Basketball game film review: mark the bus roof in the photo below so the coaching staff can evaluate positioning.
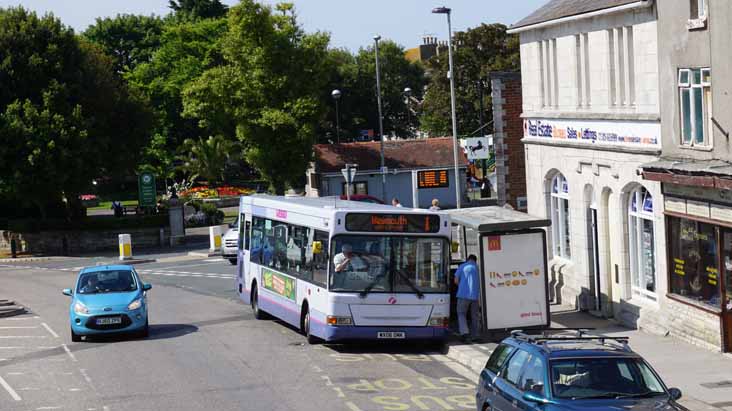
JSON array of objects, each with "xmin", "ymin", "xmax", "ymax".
[{"xmin": 241, "ymin": 195, "xmax": 425, "ymax": 214}]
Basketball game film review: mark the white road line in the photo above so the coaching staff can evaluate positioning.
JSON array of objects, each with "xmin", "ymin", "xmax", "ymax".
[
  {"xmin": 0, "ymin": 316, "xmax": 39, "ymax": 321},
  {"xmin": 0, "ymin": 326, "xmax": 38, "ymax": 330},
  {"xmin": 0, "ymin": 374, "xmax": 21, "ymax": 401},
  {"xmin": 36, "ymin": 407, "xmax": 62, "ymax": 410},
  {"xmin": 61, "ymin": 344, "xmax": 77, "ymax": 362},
  {"xmin": 6, "ymin": 372, "xmax": 24, "ymax": 375},
  {"xmin": 0, "ymin": 336, "xmax": 47, "ymax": 339},
  {"xmin": 69, "ymin": 388, "xmax": 82, "ymax": 392},
  {"xmin": 41, "ymin": 323, "xmax": 60, "ymax": 338},
  {"xmin": 79, "ymin": 369, "xmax": 93, "ymax": 385}
]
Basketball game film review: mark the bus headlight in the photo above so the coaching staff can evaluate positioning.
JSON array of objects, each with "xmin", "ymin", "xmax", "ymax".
[
  {"xmin": 326, "ymin": 316, "xmax": 353, "ymax": 326},
  {"xmin": 428, "ymin": 316, "xmax": 449, "ymax": 327}
]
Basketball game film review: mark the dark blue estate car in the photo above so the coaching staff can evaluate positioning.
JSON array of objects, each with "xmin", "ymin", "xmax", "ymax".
[{"xmin": 476, "ymin": 330, "xmax": 687, "ymax": 411}]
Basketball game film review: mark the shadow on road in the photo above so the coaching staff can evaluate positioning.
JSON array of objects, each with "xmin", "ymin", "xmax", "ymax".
[{"xmin": 84, "ymin": 323, "xmax": 198, "ymax": 343}]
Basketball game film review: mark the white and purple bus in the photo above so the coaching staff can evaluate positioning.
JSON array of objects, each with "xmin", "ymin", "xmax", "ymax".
[{"xmin": 235, "ymin": 195, "xmax": 451, "ymax": 343}]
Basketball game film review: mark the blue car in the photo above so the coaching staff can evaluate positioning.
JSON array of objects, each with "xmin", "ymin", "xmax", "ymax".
[
  {"xmin": 476, "ymin": 330, "xmax": 687, "ymax": 411},
  {"xmin": 62, "ymin": 265, "xmax": 151, "ymax": 342}
]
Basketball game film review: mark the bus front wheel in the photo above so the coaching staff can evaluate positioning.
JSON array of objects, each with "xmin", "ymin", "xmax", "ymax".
[
  {"xmin": 251, "ymin": 285, "xmax": 265, "ymax": 320},
  {"xmin": 302, "ymin": 309, "xmax": 319, "ymax": 345}
]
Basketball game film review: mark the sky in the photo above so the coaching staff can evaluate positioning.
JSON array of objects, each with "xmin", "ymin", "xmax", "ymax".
[{"xmin": 2, "ymin": 0, "xmax": 547, "ymax": 51}]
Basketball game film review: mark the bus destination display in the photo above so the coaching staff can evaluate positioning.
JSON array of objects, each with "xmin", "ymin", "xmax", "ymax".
[
  {"xmin": 417, "ymin": 170, "xmax": 449, "ymax": 189},
  {"xmin": 346, "ymin": 213, "xmax": 440, "ymax": 233}
]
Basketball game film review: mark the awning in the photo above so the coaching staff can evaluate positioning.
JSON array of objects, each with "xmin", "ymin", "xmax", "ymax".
[{"xmin": 641, "ymin": 158, "xmax": 732, "ymax": 189}]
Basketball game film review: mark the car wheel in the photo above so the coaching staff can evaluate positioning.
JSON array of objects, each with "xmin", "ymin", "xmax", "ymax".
[
  {"xmin": 303, "ymin": 310, "xmax": 319, "ymax": 345},
  {"xmin": 140, "ymin": 319, "xmax": 149, "ymax": 339},
  {"xmin": 252, "ymin": 286, "xmax": 265, "ymax": 320},
  {"xmin": 228, "ymin": 259, "xmax": 237, "ymax": 265},
  {"xmin": 71, "ymin": 327, "xmax": 81, "ymax": 343}
]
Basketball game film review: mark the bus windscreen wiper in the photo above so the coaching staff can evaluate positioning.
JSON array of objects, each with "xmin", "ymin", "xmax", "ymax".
[
  {"xmin": 394, "ymin": 268, "xmax": 425, "ymax": 299},
  {"xmin": 360, "ymin": 273, "xmax": 386, "ymax": 298}
]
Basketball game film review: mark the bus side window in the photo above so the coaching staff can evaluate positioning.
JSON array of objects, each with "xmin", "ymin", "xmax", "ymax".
[
  {"xmin": 242, "ymin": 222, "xmax": 252, "ymax": 251},
  {"xmin": 312, "ymin": 231, "xmax": 329, "ymax": 287},
  {"xmin": 289, "ymin": 226, "xmax": 312, "ymax": 281},
  {"xmin": 250, "ymin": 217, "xmax": 265, "ymax": 264}
]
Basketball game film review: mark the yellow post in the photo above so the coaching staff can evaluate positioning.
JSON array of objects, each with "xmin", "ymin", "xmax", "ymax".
[{"xmin": 118, "ymin": 234, "xmax": 132, "ymax": 261}]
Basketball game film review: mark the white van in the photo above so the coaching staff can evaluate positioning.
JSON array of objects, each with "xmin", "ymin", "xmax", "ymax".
[{"xmin": 222, "ymin": 216, "xmax": 239, "ymax": 265}]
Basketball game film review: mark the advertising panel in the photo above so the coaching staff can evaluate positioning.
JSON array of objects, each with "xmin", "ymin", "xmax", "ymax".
[
  {"xmin": 481, "ymin": 231, "xmax": 549, "ymax": 330},
  {"xmin": 262, "ymin": 269, "xmax": 296, "ymax": 301},
  {"xmin": 523, "ymin": 118, "xmax": 660, "ymax": 147}
]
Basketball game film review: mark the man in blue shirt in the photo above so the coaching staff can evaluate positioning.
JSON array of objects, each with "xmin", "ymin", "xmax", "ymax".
[{"xmin": 455, "ymin": 254, "xmax": 480, "ymax": 342}]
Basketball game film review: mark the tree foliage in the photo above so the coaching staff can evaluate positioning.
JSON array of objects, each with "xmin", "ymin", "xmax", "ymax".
[
  {"xmin": 318, "ymin": 41, "xmax": 425, "ymax": 142},
  {"xmin": 127, "ymin": 17, "xmax": 228, "ymax": 179},
  {"xmin": 169, "ymin": 0, "xmax": 228, "ymax": 21},
  {"xmin": 0, "ymin": 7, "xmax": 152, "ymax": 218},
  {"xmin": 183, "ymin": 1, "xmax": 330, "ymax": 193},
  {"xmin": 178, "ymin": 135, "xmax": 236, "ymax": 185},
  {"xmin": 83, "ymin": 14, "xmax": 165, "ymax": 74},
  {"xmin": 421, "ymin": 23, "xmax": 519, "ymax": 137}
]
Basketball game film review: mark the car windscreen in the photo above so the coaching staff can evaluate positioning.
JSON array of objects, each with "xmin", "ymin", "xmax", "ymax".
[
  {"xmin": 551, "ymin": 357, "xmax": 666, "ymax": 400},
  {"xmin": 77, "ymin": 270, "xmax": 138, "ymax": 294},
  {"xmin": 329, "ymin": 235, "xmax": 449, "ymax": 294}
]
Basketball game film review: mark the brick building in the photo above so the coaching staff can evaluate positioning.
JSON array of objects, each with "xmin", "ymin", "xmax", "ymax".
[{"xmin": 490, "ymin": 72, "xmax": 527, "ymax": 210}]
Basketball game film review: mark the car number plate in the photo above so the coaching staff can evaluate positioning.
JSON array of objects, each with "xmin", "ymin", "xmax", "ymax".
[
  {"xmin": 96, "ymin": 317, "xmax": 122, "ymax": 325},
  {"xmin": 377, "ymin": 332, "xmax": 405, "ymax": 339}
]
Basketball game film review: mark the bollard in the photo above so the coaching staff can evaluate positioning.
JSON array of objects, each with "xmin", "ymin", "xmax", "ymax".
[
  {"xmin": 209, "ymin": 226, "xmax": 222, "ymax": 254},
  {"xmin": 119, "ymin": 234, "xmax": 132, "ymax": 261}
]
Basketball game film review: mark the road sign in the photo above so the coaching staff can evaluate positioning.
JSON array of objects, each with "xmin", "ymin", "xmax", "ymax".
[
  {"xmin": 138, "ymin": 172, "xmax": 157, "ymax": 208},
  {"xmin": 341, "ymin": 166, "xmax": 357, "ymax": 184},
  {"xmin": 464, "ymin": 136, "xmax": 492, "ymax": 160}
]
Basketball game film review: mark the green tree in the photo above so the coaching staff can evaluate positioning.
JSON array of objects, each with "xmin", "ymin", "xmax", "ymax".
[
  {"xmin": 421, "ymin": 23, "xmax": 519, "ymax": 137},
  {"xmin": 127, "ymin": 17, "xmax": 228, "ymax": 179},
  {"xmin": 83, "ymin": 14, "xmax": 165, "ymax": 74},
  {"xmin": 318, "ymin": 42, "xmax": 425, "ymax": 142},
  {"xmin": 0, "ymin": 7, "xmax": 152, "ymax": 219},
  {"xmin": 178, "ymin": 135, "xmax": 236, "ymax": 185},
  {"xmin": 183, "ymin": 1, "xmax": 330, "ymax": 193},
  {"xmin": 169, "ymin": 0, "xmax": 228, "ymax": 20}
]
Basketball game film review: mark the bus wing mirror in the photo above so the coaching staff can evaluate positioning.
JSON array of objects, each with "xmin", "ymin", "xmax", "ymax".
[{"xmin": 312, "ymin": 241, "xmax": 323, "ymax": 254}]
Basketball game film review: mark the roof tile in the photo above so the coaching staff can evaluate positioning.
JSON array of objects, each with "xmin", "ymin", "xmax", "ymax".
[{"xmin": 513, "ymin": 0, "xmax": 643, "ymax": 29}]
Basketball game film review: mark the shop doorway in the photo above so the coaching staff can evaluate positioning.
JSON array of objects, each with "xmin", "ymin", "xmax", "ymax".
[{"xmin": 721, "ymin": 230, "xmax": 732, "ymax": 352}]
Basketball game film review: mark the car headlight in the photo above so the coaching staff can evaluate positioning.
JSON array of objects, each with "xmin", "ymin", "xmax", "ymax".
[
  {"xmin": 74, "ymin": 302, "xmax": 89, "ymax": 315},
  {"xmin": 127, "ymin": 299, "xmax": 142, "ymax": 311}
]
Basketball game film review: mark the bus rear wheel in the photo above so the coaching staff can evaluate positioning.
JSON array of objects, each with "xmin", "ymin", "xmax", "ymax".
[
  {"xmin": 251, "ymin": 285, "xmax": 265, "ymax": 320},
  {"xmin": 302, "ymin": 309, "xmax": 319, "ymax": 345}
]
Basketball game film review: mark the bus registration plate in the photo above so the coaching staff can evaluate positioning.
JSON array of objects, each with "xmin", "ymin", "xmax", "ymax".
[{"xmin": 377, "ymin": 332, "xmax": 405, "ymax": 339}]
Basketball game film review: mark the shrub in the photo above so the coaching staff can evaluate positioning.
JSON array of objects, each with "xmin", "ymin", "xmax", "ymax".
[{"xmin": 8, "ymin": 214, "xmax": 169, "ymax": 233}]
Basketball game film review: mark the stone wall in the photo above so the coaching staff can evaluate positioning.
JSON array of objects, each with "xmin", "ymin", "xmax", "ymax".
[{"xmin": 1, "ymin": 227, "xmax": 169, "ymax": 255}]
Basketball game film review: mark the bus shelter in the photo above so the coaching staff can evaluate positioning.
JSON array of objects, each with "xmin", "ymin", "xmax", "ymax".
[{"xmin": 446, "ymin": 206, "xmax": 551, "ymax": 337}]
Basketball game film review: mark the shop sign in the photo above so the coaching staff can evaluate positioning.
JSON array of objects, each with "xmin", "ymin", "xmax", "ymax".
[
  {"xmin": 524, "ymin": 118, "xmax": 660, "ymax": 147},
  {"xmin": 663, "ymin": 183, "xmax": 732, "ymax": 206},
  {"xmin": 686, "ymin": 200, "xmax": 710, "ymax": 218},
  {"xmin": 664, "ymin": 198, "xmax": 687, "ymax": 214}
]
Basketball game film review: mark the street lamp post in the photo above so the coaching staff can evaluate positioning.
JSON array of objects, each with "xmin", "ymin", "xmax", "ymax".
[
  {"xmin": 432, "ymin": 6, "xmax": 461, "ymax": 209},
  {"xmin": 403, "ymin": 87, "xmax": 412, "ymax": 138},
  {"xmin": 374, "ymin": 35, "xmax": 387, "ymax": 202},
  {"xmin": 331, "ymin": 89, "xmax": 342, "ymax": 143}
]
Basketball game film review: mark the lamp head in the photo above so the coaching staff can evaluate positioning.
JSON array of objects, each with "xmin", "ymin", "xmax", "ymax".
[
  {"xmin": 331, "ymin": 89, "xmax": 341, "ymax": 99},
  {"xmin": 373, "ymin": 35, "xmax": 381, "ymax": 41},
  {"xmin": 432, "ymin": 6, "xmax": 451, "ymax": 14}
]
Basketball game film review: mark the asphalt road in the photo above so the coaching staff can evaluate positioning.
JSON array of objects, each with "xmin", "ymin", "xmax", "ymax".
[{"xmin": 0, "ymin": 256, "xmax": 479, "ymax": 411}]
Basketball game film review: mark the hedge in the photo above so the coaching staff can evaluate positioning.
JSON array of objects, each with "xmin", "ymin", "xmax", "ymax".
[{"xmin": 8, "ymin": 214, "xmax": 169, "ymax": 233}]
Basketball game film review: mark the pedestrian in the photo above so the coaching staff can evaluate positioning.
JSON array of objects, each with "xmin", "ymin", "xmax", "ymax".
[
  {"xmin": 391, "ymin": 198, "xmax": 403, "ymax": 207},
  {"xmin": 480, "ymin": 176, "xmax": 493, "ymax": 198},
  {"xmin": 454, "ymin": 254, "xmax": 480, "ymax": 343},
  {"xmin": 429, "ymin": 199, "xmax": 441, "ymax": 211}
]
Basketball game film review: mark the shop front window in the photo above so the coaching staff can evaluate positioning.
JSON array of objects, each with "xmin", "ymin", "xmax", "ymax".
[
  {"xmin": 668, "ymin": 217, "xmax": 721, "ymax": 309},
  {"xmin": 628, "ymin": 187, "xmax": 656, "ymax": 301},
  {"xmin": 550, "ymin": 173, "xmax": 571, "ymax": 259},
  {"xmin": 722, "ymin": 231, "xmax": 732, "ymax": 312}
]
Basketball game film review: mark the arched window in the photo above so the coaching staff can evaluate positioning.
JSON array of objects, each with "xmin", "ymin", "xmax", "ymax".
[
  {"xmin": 550, "ymin": 173, "xmax": 571, "ymax": 259},
  {"xmin": 628, "ymin": 186, "xmax": 656, "ymax": 300}
]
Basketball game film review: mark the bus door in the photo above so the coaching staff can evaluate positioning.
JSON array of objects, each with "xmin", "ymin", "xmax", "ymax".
[{"xmin": 239, "ymin": 213, "xmax": 253, "ymax": 288}]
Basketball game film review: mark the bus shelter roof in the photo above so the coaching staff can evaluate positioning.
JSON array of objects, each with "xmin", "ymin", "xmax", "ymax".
[{"xmin": 445, "ymin": 206, "xmax": 550, "ymax": 233}]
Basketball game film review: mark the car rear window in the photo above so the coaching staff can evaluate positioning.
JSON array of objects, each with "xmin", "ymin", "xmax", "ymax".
[{"xmin": 485, "ymin": 343, "xmax": 515, "ymax": 373}]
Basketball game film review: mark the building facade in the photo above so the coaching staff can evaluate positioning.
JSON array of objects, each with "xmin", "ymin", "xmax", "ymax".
[
  {"xmin": 305, "ymin": 138, "xmax": 468, "ymax": 209},
  {"xmin": 510, "ymin": 1, "xmax": 668, "ymax": 336},
  {"xmin": 641, "ymin": 0, "xmax": 732, "ymax": 352}
]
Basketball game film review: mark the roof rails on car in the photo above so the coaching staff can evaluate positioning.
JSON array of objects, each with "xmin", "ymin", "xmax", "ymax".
[{"xmin": 510, "ymin": 328, "xmax": 631, "ymax": 352}]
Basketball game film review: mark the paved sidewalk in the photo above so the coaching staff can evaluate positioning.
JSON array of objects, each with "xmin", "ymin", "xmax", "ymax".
[{"xmin": 445, "ymin": 305, "xmax": 732, "ymax": 411}]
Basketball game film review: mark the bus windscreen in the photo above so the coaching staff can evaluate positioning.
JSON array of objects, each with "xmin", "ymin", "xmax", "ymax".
[{"xmin": 345, "ymin": 213, "xmax": 440, "ymax": 233}]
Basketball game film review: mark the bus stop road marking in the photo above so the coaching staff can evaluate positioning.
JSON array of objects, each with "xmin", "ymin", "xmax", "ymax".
[
  {"xmin": 41, "ymin": 323, "xmax": 60, "ymax": 339},
  {"xmin": 0, "ymin": 374, "xmax": 21, "ymax": 401}
]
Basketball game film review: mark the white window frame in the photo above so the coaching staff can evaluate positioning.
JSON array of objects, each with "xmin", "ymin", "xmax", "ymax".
[
  {"xmin": 694, "ymin": 0, "xmax": 706, "ymax": 19},
  {"xmin": 550, "ymin": 174, "xmax": 571, "ymax": 260},
  {"xmin": 678, "ymin": 68, "xmax": 712, "ymax": 147},
  {"xmin": 628, "ymin": 187, "xmax": 657, "ymax": 302}
]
